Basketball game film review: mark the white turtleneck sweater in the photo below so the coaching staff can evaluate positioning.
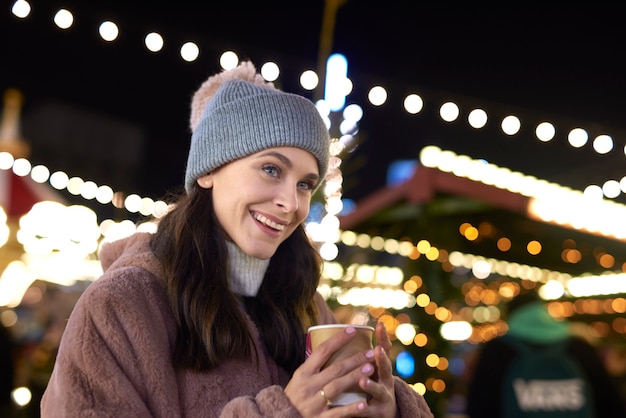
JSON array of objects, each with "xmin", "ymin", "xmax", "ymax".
[{"xmin": 225, "ymin": 241, "xmax": 270, "ymax": 297}]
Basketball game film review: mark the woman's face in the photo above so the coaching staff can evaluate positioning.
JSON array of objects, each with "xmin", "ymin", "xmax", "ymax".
[{"xmin": 197, "ymin": 146, "xmax": 320, "ymax": 260}]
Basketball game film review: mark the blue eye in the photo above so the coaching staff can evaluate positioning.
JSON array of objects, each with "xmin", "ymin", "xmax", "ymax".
[
  {"xmin": 298, "ymin": 180, "xmax": 316, "ymax": 191},
  {"xmin": 263, "ymin": 164, "xmax": 280, "ymax": 177}
]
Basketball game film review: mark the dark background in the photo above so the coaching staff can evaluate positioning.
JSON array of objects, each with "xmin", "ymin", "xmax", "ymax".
[{"xmin": 2, "ymin": 1, "xmax": 626, "ymax": 211}]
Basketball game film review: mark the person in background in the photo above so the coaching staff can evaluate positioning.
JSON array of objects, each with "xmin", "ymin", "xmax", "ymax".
[
  {"xmin": 465, "ymin": 289, "xmax": 626, "ymax": 418},
  {"xmin": 0, "ymin": 321, "xmax": 15, "ymax": 417},
  {"xmin": 40, "ymin": 61, "xmax": 433, "ymax": 417},
  {"xmin": 603, "ymin": 340, "xmax": 626, "ymax": 403}
]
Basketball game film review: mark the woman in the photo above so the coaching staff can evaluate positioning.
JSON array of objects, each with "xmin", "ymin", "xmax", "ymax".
[{"xmin": 41, "ymin": 62, "xmax": 433, "ymax": 417}]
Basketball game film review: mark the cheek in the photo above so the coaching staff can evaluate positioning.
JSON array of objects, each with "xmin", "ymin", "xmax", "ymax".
[
  {"xmin": 210, "ymin": 186, "xmax": 235, "ymax": 221},
  {"xmin": 295, "ymin": 197, "xmax": 311, "ymax": 223}
]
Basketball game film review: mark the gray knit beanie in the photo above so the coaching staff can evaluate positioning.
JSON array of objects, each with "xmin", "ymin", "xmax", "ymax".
[{"xmin": 184, "ymin": 63, "xmax": 330, "ymax": 193}]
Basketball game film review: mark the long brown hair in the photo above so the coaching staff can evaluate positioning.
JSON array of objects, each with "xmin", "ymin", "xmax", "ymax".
[{"xmin": 150, "ymin": 185, "xmax": 321, "ymax": 373}]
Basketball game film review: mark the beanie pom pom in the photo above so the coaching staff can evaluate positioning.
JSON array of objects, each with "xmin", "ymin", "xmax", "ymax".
[{"xmin": 189, "ymin": 61, "xmax": 274, "ymax": 132}]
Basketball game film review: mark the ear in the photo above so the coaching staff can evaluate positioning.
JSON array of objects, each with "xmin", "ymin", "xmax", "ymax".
[{"xmin": 196, "ymin": 174, "xmax": 214, "ymax": 189}]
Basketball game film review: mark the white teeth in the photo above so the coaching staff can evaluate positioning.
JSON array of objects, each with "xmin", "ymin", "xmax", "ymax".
[{"xmin": 253, "ymin": 213, "xmax": 285, "ymax": 231}]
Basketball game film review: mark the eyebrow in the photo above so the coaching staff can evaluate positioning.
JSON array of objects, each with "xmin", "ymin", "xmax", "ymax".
[{"xmin": 258, "ymin": 150, "xmax": 320, "ymax": 182}]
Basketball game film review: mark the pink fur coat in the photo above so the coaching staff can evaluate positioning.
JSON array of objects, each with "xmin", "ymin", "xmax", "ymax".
[{"xmin": 40, "ymin": 232, "xmax": 432, "ymax": 417}]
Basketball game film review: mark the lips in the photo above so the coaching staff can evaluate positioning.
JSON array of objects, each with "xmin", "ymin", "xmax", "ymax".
[{"xmin": 252, "ymin": 212, "xmax": 286, "ymax": 231}]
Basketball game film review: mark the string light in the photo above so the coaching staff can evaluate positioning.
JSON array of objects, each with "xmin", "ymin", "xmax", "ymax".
[
  {"xmin": 8, "ymin": 1, "xmax": 626, "ymax": 197},
  {"xmin": 420, "ymin": 145, "xmax": 626, "ymax": 240}
]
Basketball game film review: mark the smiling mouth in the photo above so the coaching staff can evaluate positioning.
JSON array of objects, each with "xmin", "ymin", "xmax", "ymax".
[{"xmin": 252, "ymin": 212, "xmax": 286, "ymax": 231}]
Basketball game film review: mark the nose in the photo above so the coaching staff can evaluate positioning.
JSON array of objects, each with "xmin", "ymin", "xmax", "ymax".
[{"xmin": 275, "ymin": 183, "xmax": 299, "ymax": 213}]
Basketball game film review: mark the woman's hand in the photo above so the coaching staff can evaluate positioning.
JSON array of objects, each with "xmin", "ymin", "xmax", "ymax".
[
  {"xmin": 356, "ymin": 322, "xmax": 397, "ymax": 417},
  {"xmin": 284, "ymin": 325, "xmax": 376, "ymax": 417}
]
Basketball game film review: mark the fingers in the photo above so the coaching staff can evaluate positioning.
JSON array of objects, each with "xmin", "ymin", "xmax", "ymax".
[
  {"xmin": 288, "ymin": 326, "xmax": 374, "ymax": 415},
  {"xmin": 356, "ymin": 345, "xmax": 397, "ymax": 417},
  {"xmin": 299, "ymin": 323, "xmax": 396, "ymax": 417},
  {"xmin": 374, "ymin": 345, "xmax": 394, "ymax": 385},
  {"xmin": 322, "ymin": 356, "xmax": 376, "ymax": 402},
  {"xmin": 375, "ymin": 321, "xmax": 392, "ymax": 354},
  {"xmin": 321, "ymin": 400, "xmax": 368, "ymax": 417},
  {"xmin": 290, "ymin": 353, "xmax": 374, "ymax": 417},
  {"xmin": 358, "ymin": 345, "xmax": 392, "ymax": 395},
  {"xmin": 321, "ymin": 348, "xmax": 375, "ymax": 379}
]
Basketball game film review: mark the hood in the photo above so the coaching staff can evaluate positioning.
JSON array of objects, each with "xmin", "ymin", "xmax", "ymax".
[
  {"xmin": 99, "ymin": 232, "xmax": 164, "ymax": 279},
  {"xmin": 506, "ymin": 301, "xmax": 571, "ymax": 344}
]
